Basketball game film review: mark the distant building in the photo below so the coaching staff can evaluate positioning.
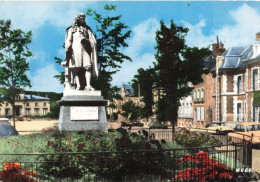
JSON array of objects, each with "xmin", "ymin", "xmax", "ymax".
[
  {"xmin": 0, "ymin": 93, "xmax": 50, "ymax": 117},
  {"xmin": 107, "ymin": 84, "xmax": 144, "ymax": 122}
]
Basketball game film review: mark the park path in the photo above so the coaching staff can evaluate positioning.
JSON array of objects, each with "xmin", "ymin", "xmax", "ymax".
[
  {"xmin": 252, "ymin": 149, "xmax": 260, "ymax": 173},
  {"xmin": 10, "ymin": 119, "xmax": 58, "ymax": 134}
]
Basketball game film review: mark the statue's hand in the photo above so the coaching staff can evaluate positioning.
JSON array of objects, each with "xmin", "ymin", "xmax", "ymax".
[{"xmin": 61, "ymin": 61, "xmax": 67, "ymax": 67}]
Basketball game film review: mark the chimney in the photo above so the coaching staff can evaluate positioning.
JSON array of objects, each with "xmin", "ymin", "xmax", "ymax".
[
  {"xmin": 256, "ymin": 32, "xmax": 260, "ymax": 42},
  {"xmin": 212, "ymin": 36, "xmax": 225, "ymax": 58}
]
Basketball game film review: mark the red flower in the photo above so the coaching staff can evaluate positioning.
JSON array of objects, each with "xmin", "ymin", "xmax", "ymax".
[
  {"xmin": 93, "ymin": 140, "xmax": 99, "ymax": 144},
  {"xmin": 98, "ymin": 133, "xmax": 104, "ymax": 137},
  {"xmin": 66, "ymin": 136, "xmax": 71, "ymax": 141},
  {"xmin": 48, "ymin": 141, "xmax": 54, "ymax": 146}
]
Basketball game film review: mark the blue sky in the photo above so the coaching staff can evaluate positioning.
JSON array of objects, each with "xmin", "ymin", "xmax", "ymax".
[{"xmin": 1, "ymin": 1, "xmax": 260, "ymax": 93}]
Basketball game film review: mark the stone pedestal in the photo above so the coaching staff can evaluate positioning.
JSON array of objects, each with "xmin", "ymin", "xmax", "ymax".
[{"xmin": 58, "ymin": 90, "xmax": 108, "ymax": 131}]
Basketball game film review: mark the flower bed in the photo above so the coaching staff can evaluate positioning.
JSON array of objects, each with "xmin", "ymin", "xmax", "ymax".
[
  {"xmin": 0, "ymin": 162, "xmax": 37, "ymax": 182},
  {"xmin": 175, "ymin": 151, "xmax": 232, "ymax": 182}
]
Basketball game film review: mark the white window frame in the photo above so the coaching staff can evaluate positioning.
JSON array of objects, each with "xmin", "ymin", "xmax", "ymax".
[
  {"xmin": 26, "ymin": 108, "xmax": 31, "ymax": 116},
  {"xmin": 197, "ymin": 90, "xmax": 200, "ymax": 101},
  {"xmin": 200, "ymin": 107, "xmax": 204, "ymax": 121},
  {"xmin": 196, "ymin": 107, "xmax": 201, "ymax": 121},
  {"xmin": 237, "ymin": 75, "xmax": 243, "ymax": 94},
  {"xmin": 43, "ymin": 108, "xmax": 48, "ymax": 115},
  {"xmin": 237, "ymin": 102, "xmax": 242, "ymax": 121},
  {"xmin": 201, "ymin": 89, "xmax": 204, "ymax": 101},
  {"xmin": 252, "ymin": 67, "xmax": 259, "ymax": 90}
]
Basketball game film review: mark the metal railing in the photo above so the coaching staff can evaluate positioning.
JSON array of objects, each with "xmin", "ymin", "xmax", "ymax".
[{"xmin": 0, "ymin": 144, "xmax": 251, "ymax": 182}]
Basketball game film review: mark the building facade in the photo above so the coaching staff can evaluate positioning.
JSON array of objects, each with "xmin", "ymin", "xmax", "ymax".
[
  {"xmin": 0, "ymin": 93, "xmax": 50, "ymax": 117},
  {"xmin": 216, "ymin": 33, "xmax": 260, "ymax": 123},
  {"xmin": 177, "ymin": 40, "xmax": 225, "ymax": 127}
]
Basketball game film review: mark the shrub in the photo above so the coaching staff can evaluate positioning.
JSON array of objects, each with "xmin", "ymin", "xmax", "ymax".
[
  {"xmin": 37, "ymin": 129, "xmax": 168, "ymax": 181},
  {"xmin": 175, "ymin": 129, "xmax": 222, "ymax": 147}
]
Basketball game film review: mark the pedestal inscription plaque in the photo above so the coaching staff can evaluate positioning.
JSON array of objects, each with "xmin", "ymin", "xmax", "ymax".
[{"xmin": 71, "ymin": 107, "xmax": 98, "ymax": 120}]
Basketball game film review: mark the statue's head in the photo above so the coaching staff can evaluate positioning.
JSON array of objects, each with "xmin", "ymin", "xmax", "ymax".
[{"xmin": 73, "ymin": 13, "xmax": 86, "ymax": 26}]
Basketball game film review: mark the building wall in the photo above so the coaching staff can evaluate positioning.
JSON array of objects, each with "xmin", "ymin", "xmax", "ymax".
[
  {"xmin": 177, "ymin": 95, "xmax": 193, "ymax": 127},
  {"xmin": 0, "ymin": 94, "xmax": 50, "ymax": 117},
  {"xmin": 192, "ymin": 73, "xmax": 215, "ymax": 127}
]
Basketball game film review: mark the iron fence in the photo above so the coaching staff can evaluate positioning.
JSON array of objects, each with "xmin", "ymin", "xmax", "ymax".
[{"xmin": 0, "ymin": 144, "xmax": 252, "ymax": 182}]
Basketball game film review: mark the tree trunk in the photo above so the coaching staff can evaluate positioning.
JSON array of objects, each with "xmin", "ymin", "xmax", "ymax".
[{"xmin": 12, "ymin": 104, "xmax": 16, "ymax": 129}]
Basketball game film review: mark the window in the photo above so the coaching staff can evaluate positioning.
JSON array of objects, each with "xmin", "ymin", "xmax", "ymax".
[
  {"xmin": 5, "ymin": 109, "xmax": 9, "ymax": 115},
  {"xmin": 196, "ymin": 107, "xmax": 200, "ymax": 121},
  {"xmin": 26, "ymin": 108, "xmax": 31, "ymax": 116},
  {"xmin": 43, "ymin": 108, "xmax": 48, "ymax": 115},
  {"xmin": 201, "ymin": 107, "xmax": 204, "ymax": 121},
  {"xmin": 253, "ymin": 69, "xmax": 258, "ymax": 90},
  {"xmin": 26, "ymin": 103, "xmax": 29, "ymax": 107},
  {"xmin": 201, "ymin": 89, "xmax": 204, "ymax": 101},
  {"xmin": 35, "ymin": 103, "xmax": 38, "ymax": 107},
  {"xmin": 193, "ymin": 91, "xmax": 196, "ymax": 101},
  {"xmin": 5, "ymin": 102, "xmax": 8, "ymax": 107},
  {"xmin": 44, "ymin": 103, "xmax": 46, "ymax": 107},
  {"xmin": 237, "ymin": 103, "xmax": 242, "ymax": 121},
  {"xmin": 237, "ymin": 75, "xmax": 242, "ymax": 94},
  {"xmin": 34, "ymin": 108, "xmax": 39, "ymax": 116},
  {"xmin": 253, "ymin": 106, "xmax": 258, "ymax": 122},
  {"xmin": 197, "ymin": 90, "xmax": 200, "ymax": 101}
]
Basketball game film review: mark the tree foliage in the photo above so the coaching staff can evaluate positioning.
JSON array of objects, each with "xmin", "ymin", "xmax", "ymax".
[
  {"xmin": 0, "ymin": 19, "xmax": 32, "ymax": 128},
  {"xmin": 120, "ymin": 100, "xmax": 140, "ymax": 122},
  {"xmin": 154, "ymin": 20, "xmax": 211, "ymax": 124},
  {"xmin": 86, "ymin": 4, "xmax": 132, "ymax": 100},
  {"xmin": 131, "ymin": 67, "xmax": 157, "ymax": 119}
]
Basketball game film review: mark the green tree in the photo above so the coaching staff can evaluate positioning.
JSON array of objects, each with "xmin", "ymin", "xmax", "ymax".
[
  {"xmin": 86, "ymin": 4, "xmax": 132, "ymax": 100},
  {"xmin": 0, "ymin": 19, "xmax": 32, "ymax": 129},
  {"xmin": 131, "ymin": 67, "xmax": 157, "ymax": 119},
  {"xmin": 120, "ymin": 100, "xmax": 140, "ymax": 122},
  {"xmin": 155, "ymin": 20, "xmax": 211, "ymax": 136}
]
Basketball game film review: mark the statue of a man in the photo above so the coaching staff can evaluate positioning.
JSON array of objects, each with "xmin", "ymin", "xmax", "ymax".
[{"xmin": 62, "ymin": 13, "xmax": 98, "ymax": 91}]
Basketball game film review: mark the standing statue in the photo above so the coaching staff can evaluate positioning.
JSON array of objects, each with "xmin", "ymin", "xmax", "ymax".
[{"xmin": 61, "ymin": 13, "xmax": 98, "ymax": 91}]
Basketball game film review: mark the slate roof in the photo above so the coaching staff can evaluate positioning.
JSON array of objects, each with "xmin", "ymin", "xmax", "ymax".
[
  {"xmin": 219, "ymin": 45, "xmax": 257, "ymax": 69},
  {"xmin": 24, "ymin": 95, "xmax": 49, "ymax": 100},
  {"xmin": 203, "ymin": 55, "xmax": 216, "ymax": 70},
  {"xmin": 122, "ymin": 85, "xmax": 135, "ymax": 97}
]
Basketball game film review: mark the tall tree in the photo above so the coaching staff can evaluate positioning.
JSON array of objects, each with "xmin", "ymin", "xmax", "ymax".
[
  {"xmin": 155, "ymin": 20, "xmax": 210, "ymax": 136},
  {"xmin": 0, "ymin": 19, "xmax": 32, "ymax": 129},
  {"xmin": 131, "ymin": 67, "xmax": 157, "ymax": 119},
  {"xmin": 120, "ymin": 100, "xmax": 140, "ymax": 122},
  {"xmin": 86, "ymin": 4, "xmax": 132, "ymax": 101}
]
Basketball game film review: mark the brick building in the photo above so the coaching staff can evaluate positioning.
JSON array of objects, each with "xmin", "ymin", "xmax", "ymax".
[
  {"xmin": 177, "ymin": 39, "xmax": 225, "ymax": 127},
  {"xmin": 216, "ymin": 33, "xmax": 260, "ymax": 123}
]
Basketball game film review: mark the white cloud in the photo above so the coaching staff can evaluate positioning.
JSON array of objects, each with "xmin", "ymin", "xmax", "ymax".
[
  {"xmin": 0, "ymin": 1, "xmax": 92, "ymax": 32},
  {"xmin": 112, "ymin": 18, "xmax": 159, "ymax": 86},
  {"xmin": 27, "ymin": 64, "xmax": 64, "ymax": 92},
  {"xmin": 184, "ymin": 4, "xmax": 260, "ymax": 49},
  {"xmin": 112, "ymin": 53, "xmax": 155, "ymax": 85}
]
